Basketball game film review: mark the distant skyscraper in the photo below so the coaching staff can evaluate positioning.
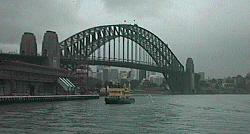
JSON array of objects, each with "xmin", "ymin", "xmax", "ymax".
[
  {"xmin": 20, "ymin": 32, "xmax": 37, "ymax": 56},
  {"xmin": 149, "ymin": 75, "xmax": 164, "ymax": 86},
  {"xmin": 96, "ymin": 65, "xmax": 104, "ymax": 72},
  {"xmin": 130, "ymin": 69, "xmax": 136, "ymax": 80},
  {"xmin": 146, "ymin": 71, "xmax": 156, "ymax": 78},
  {"xmin": 110, "ymin": 69, "xmax": 119, "ymax": 82},
  {"xmin": 139, "ymin": 70, "xmax": 146, "ymax": 81},
  {"xmin": 135, "ymin": 69, "xmax": 140, "ymax": 80},
  {"xmin": 245, "ymin": 73, "xmax": 250, "ymax": 90},
  {"xmin": 198, "ymin": 72, "xmax": 205, "ymax": 81},
  {"xmin": 96, "ymin": 65, "xmax": 104, "ymax": 81},
  {"xmin": 103, "ymin": 68, "xmax": 109, "ymax": 82},
  {"xmin": 186, "ymin": 58, "xmax": 194, "ymax": 73},
  {"xmin": 151, "ymin": 71, "xmax": 156, "ymax": 75},
  {"xmin": 120, "ymin": 71, "xmax": 128, "ymax": 80},
  {"xmin": 96, "ymin": 71, "xmax": 103, "ymax": 81}
]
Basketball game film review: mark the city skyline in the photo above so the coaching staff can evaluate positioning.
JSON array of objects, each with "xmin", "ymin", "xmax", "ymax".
[{"xmin": 0, "ymin": 0, "xmax": 249, "ymax": 78}]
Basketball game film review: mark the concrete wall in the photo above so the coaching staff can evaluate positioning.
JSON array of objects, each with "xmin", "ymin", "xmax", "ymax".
[{"xmin": 0, "ymin": 79, "xmax": 65, "ymax": 96}]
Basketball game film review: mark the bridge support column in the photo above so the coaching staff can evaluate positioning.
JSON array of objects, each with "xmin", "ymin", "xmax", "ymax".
[
  {"xmin": 164, "ymin": 72, "xmax": 185, "ymax": 93},
  {"xmin": 185, "ymin": 58, "xmax": 195, "ymax": 93}
]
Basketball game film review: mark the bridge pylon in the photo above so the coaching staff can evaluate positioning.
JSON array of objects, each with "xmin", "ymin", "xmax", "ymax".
[{"xmin": 42, "ymin": 31, "xmax": 60, "ymax": 68}]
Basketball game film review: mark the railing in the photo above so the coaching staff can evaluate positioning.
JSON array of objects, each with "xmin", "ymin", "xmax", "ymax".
[{"xmin": 57, "ymin": 77, "xmax": 78, "ymax": 93}]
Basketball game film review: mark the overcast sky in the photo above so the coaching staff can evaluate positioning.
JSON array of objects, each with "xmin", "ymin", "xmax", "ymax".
[{"xmin": 0, "ymin": 0, "xmax": 249, "ymax": 78}]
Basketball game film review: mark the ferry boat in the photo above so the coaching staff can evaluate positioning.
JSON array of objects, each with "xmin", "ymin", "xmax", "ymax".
[{"xmin": 105, "ymin": 84, "xmax": 135, "ymax": 104}]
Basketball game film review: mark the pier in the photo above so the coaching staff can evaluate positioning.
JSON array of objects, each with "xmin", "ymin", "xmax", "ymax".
[{"xmin": 0, "ymin": 95, "xmax": 99, "ymax": 105}]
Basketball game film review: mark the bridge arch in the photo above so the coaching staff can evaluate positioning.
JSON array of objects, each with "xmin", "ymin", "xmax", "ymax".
[
  {"xmin": 59, "ymin": 24, "xmax": 185, "ymax": 90},
  {"xmin": 60, "ymin": 24, "xmax": 183, "ymax": 72}
]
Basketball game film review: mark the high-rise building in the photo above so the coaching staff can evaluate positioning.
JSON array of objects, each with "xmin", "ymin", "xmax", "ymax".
[
  {"xmin": 149, "ymin": 75, "xmax": 164, "ymax": 86},
  {"xmin": 186, "ymin": 58, "xmax": 194, "ymax": 73},
  {"xmin": 151, "ymin": 71, "xmax": 156, "ymax": 75},
  {"xmin": 96, "ymin": 65, "xmax": 103, "ymax": 81},
  {"xmin": 198, "ymin": 72, "xmax": 205, "ymax": 81},
  {"xmin": 20, "ymin": 32, "xmax": 37, "ymax": 56},
  {"xmin": 139, "ymin": 70, "xmax": 146, "ymax": 82},
  {"xmin": 245, "ymin": 73, "xmax": 250, "ymax": 90},
  {"xmin": 110, "ymin": 69, "xmax": 119, "ymax": 82},
  {"xmin": 96, "ymin": 65, "xmax": 104, "ymax": 72},
  {"xmin": 103, "ymin": 68, "xmax": 109, "ymax": 82},
  {"xmin": 42, "ymin": 31, "xmax": 60, "ymax": 68},
  {"xmin": 96, "ymin": 71, "xmax": 103, "ymax": 81},
  {"xmin": 130, "ymin": 69, "xmax": 136, "ymax": 80},
  {"xmin": 120, "ymin": 71, "xmax": 128, "ymax": 80}
]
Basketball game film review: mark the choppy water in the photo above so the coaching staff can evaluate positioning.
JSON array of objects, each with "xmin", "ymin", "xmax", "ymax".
[{"xmin": 0, "ymin": 95, "xmax": 250, "ymax": 134}]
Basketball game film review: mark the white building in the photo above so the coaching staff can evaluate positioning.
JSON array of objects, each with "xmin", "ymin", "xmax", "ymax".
[
  {"xmin": 198, "ymin": 72, "xmax": 205, "ymax": 81},
  {"xmin": 149, "ymin": 75, "xmax": 164, "ymax": 86}
]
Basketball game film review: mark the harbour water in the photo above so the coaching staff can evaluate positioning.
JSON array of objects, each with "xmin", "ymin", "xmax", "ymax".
[{"xmin": 0, "ymin": 95, "xmax": 250, "ymax": 133}]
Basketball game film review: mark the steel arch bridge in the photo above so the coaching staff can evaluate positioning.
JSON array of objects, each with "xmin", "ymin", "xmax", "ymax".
[{"xmin": 59, "ymin": 24, "xmax": 185, "ymax": 90}]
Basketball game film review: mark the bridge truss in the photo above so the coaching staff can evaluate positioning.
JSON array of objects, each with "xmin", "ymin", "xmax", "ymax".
[{"xmin": 60, "ymin": 24, "xmax": 185, "ymax": 90}]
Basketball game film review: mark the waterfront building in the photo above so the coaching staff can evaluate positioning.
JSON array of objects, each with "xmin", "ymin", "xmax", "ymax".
[
  {"xmin": 92, "ymin": 72, "xmax": 97, "ymax": 79},
  {"xmin": 103, "ymin": 68, "xmax": 110, "ymax": 82},
  {"xmin": 130, "ymin": 69, "xmax": 137, "ymax": 80},
  {"xmin": 198, "ymin": 72, "xmax": 205, "ymax": 81},
  {"xmin": 149, "ymin": 75, "xmax": 164, "ymax": 86},
  {"xmin": 110, "ymin": 69, "xmax": 119, "ymax": 82},
  {"xmin": 222, "ymin": 83, "xmax": 235, "ymax": 89},
  {"xmin": 96, "ymin": 65, "xmax": 104, "ymax": 72},
  {"xmin": 0, "ymin": 60, "xmax": 69, "ymax": 96},
  {"xmin": 120, "ymin": 71, "xmax": 128, "ymax": 80},
  {"xmin": 139, "ymin": 70, "xmax": 146, "ymax": 82},
  {"xmin": 233, "ymin": 75, "xmax": 245, "ymax": 88},
  {"xmin": 135, "ymin": 69, "xmax": 140, "ymax": 80},
  {"xmin": 96, "ymin": 71, "xmax": 103, "ymax": 81},
  {"xmin": 151, "ymin": 72, "xmax": 156, "ymax": 75},
  {"xmin": 88, "ymin": 69, "xmax": 94, "ymax": 78},
  {"xmin": 96, "ymin": 65, "xmax": 104, "ymax": 81},
  {"xmin": 245, "ymin": 73, "xmax": 250, "ymax": 90},
  {"xmin": 222, "ymin": 77, "xmax": 235, "ymax": 89}
]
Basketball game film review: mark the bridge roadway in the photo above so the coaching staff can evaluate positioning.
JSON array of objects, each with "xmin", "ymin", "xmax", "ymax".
[
  {"xmin": 61, "ymin": 58, "xmax": 176, "ymax": 74},
  {"xmin": 0, "ymin": 54, "xmax": 172, "ymax": 74}
]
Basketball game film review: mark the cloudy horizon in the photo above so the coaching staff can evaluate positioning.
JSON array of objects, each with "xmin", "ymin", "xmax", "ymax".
[{"xmin": 0, "ymin": 0, "xmax": 249, "ymax": 78}]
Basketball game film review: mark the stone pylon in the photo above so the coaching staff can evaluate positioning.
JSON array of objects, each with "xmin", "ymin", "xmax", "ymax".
[
  {"xmin": 42, "ymin": 31, "xmax": 60, "ymax": 68},
  {"xmin": 20, "ymin": 32, "xmax": 37, "ymax": 56},
  {"xmin": 186, "ymin": 58, "xmax": 195, "ymax": 93}
]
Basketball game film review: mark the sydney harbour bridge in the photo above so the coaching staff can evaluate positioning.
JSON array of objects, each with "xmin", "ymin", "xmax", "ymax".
[
  {"xmin": 59, "ymin": 24, "xmax": 193, "ymax": 91},
  {"xmin": 0, "ymin": 24, "xmax": 195, "ymax": 94}
]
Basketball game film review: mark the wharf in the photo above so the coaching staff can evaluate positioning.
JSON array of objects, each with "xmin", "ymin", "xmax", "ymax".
[{"xmin": 0, "ymin": 95, "xmax": 99, "ymax": 105}]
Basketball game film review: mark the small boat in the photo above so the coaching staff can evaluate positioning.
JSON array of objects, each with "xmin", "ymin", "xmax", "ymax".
[{"xmin": 105, "ymin": 84, "xmax": 135, "ymax": 104}]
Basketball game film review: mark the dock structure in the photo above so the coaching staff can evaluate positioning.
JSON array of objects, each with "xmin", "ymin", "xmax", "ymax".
[{"xmin": 0, "ymin": 95, "xmax": 99, "ymax": 105}]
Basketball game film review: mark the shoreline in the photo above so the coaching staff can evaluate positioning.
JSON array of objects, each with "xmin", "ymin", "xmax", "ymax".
[{"xmin": 0, "ymin": 95, "xmax": 99, "ymax": 105}]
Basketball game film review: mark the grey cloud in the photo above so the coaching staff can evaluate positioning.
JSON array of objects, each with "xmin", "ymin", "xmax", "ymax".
[
  {"xmin": 0, "ymin": 0, "xmax": 82, "ymax": 48},
  {"xmin": 0, "ymin": 0, "xmax": 249, "ymax": 78},
  {"xmin": 103, "ymin": 0, "xmax": 173, "ymax": 19}
]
